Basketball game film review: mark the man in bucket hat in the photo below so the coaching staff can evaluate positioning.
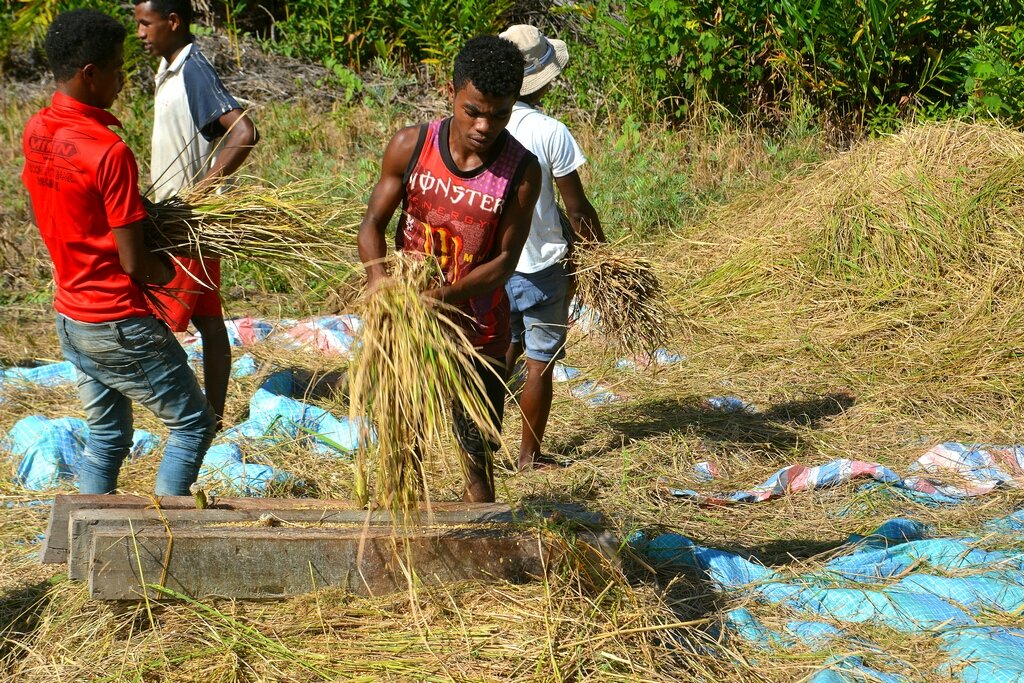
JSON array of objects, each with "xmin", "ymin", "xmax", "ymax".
[{"xmin": 499, "ymin": 24, "xmax": 605, "ymax": 471}]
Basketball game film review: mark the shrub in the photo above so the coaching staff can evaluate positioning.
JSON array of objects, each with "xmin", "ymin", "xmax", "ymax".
[
  {"xmin": 568, "ymin": 0, "xmax": 1024, "ymax": 125},
  {"xmin": 265, "ymin": 0, "xmax": 512, "ymax": 72}
]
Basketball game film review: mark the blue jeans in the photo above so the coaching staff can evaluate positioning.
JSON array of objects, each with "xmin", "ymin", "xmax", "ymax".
[{"xmin": 55, "ymin": 314, "xmax": 216, "ymax": 495}]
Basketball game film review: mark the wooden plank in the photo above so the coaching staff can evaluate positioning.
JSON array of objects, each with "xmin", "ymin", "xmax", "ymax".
[
  {"xmin": 66, "ymin": 506, "xmax": 561, "ymax": 580},
  {"xmin": 68, "ymin": 509, "xmax": 258, "ymax": 581},
  {"xmin": 43, "ymin": 494, "xmax": 545, "ymax": 564},
  {"xmin": 87, "ymin": 525, "xmax": 616, "ymax": 600},
  {"xmin": 43, "ymin": 494, "xmax": 153, "ymax": 563}
]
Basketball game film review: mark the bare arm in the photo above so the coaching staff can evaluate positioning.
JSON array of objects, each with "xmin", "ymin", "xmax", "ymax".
[
  {"xmin": 428, "ymin": 158, "xmax": 542, "ymax": 305},
  {"xmin": 555, "ymin": 170, "xmax": 604, "ymax": 243},
  {"xmin": 112, "ymin": 221, "xmax": 175, "ymax": 286},
  {"xmin": 357, "ymin": 126, "xmax": 420, "ymax": 286},
  {"xmin": 196, "ymin": 109, "xmax": 257, "ymax": 188}
]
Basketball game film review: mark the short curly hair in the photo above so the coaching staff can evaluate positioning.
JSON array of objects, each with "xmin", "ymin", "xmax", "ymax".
[
  {"xmin": 134, "ymin": 0, "xmax": 193, "ymax": 26},
  {"xmin": 45, "ymin": 9, "xmax": 127, "ymax": 83},
  {"xmin": 453, "ymin": 35, "xmax": 524, "ymax": 99}
]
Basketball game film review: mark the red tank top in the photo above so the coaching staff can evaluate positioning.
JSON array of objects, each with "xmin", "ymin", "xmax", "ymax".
[{"xmin": 398, "ymin": 118, "xmax": 533, "ymax": 357}]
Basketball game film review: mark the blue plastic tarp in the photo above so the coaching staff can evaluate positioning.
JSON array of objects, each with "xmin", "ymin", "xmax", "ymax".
[
  {"xmin": 3, "ymin": 415, "xmax": 159, "ymax": 490},
  {"xmin": 634, "ymin": 515, "xmax": 1024, "ymax": 682}
]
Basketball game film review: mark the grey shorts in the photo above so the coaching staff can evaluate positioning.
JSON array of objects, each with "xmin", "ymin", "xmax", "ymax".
[{"xmin": 506, "ymin": 261, "xmax": 570, "ymax": 363}]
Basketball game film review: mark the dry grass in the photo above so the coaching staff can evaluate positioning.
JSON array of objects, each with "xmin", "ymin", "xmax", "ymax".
[
  {"xmin": 4, "ymin": 117, "xmax": 1024, "ymax": 681},
  {"xmin": 0, "ymin": 554, "xmax": 751, "ymax": 682},
  {"xmin": 572, "ymin": 240, "xmax": 673, "ymax": 356},
  {"xmin": 2, "ymin": 313, "xmax": 1024, "ymax": 681},
  {"xmin": 145, "ymin": 178, "xmax": 363, "ymax": 285},
  {"xmin": 666, "ymin": 120, "xmax": 1024, "ymax": 421}
]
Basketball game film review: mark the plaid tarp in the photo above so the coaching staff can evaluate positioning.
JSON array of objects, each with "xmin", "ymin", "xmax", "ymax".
[
  {"xmin": 659, "ymin": 459, "xmax": 905, "ymax": 505},
  {"xmin": 725, "ymin": 609, "xmax": 910, "ymax": 682},
  {"xmin": 0, "ymin": 361, "xmax": 76, "ymax": 391},
  {"xmin": 3, "ymin": 416, "xmax": 159, "ymax": 490},
  {"xmin": 199, "ymin": 442, "xmax": 295, "ymax": 495},
  {"xmin": 660, "ymin": 442, "xmax": 1024, "ymax": 506},
  {"xmin": 634, "ymin": 511, "xmax": 1024, "ymax": 683},
  {"xmin": 180, "ymin": 316, "xmax": 275, "ymax": 350},
  {"xmin": 282, "ymin": 314, "xmax": 361, "ymax": 356},
  {"xmin": 198, "ymin": 370, "xmax": 364, "ymax": 495},
  {"xmin": 939, "ymin": 627, "xmax": 1024, "ymax": 683}
]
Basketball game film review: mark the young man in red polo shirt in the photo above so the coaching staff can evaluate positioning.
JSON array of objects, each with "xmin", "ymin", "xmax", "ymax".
[
  {"xmin": 358, "ymin": 35, "xmax": 541, "ymax": 502},
  {"xmin": 21, "ymin": 9, "xmax": 216, "ymax": 495}
]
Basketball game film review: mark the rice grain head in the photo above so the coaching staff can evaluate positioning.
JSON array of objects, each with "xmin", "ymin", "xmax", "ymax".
[
  {"xmin": 347, "ymin": 254, "xmax": 503, "ymax": 520},
  {"xmin": 144, "ymin": 178, "xmax": 362, "ymax": 285},
  {"xmin": 572, "ymin": 239, "xmax": 673, "ymax": 357}
]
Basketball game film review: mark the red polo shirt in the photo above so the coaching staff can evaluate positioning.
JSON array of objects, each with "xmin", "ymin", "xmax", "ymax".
[{"xmin": 21, "ymin": 92, "xmax": 151, "ymax": 322}]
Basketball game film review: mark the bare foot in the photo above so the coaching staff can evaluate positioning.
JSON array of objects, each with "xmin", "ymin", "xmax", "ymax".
[{"xmin": 518, "ymin": 454, "xmax": 565, "ymax": 472}]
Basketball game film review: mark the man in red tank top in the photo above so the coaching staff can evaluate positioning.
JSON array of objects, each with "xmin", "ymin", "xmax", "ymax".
[{"xmin": 358, "ymin": 35, "xmax": 541, "ymax": 502}]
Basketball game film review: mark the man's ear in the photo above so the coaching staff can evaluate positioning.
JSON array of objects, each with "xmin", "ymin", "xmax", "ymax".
[
  {"xmin": 167, "ymin": 11, "xmax": 182, "ymax": 32},
  {"xmin": 448, "ymin": 81, "xmax": 455, "ymax": 102},
  {"xmin": 80, "ymin": 63, "xmax": 97, "ymax": 86}
]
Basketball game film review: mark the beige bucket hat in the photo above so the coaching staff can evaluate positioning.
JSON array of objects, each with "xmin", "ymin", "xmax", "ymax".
[{"xmin": 499, "ymin": 24, "xmax": 569, "ymax": 97}]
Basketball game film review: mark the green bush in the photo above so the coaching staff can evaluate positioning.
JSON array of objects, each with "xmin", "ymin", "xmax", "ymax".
[
  {"xmin": 6, "ymin": 0, "xmax": 1023, "ymax": 127},
  {"xmin": 266, "ymin": 0, "xmax": 512, "ymax": 72},
  {"xmin": 965, "ymin": 24, "xmax": 1024, "ymax": 119},
  {"xmin": 1, "ymin": 0, "xmax": 151, "ymax": 78},
  {"xmin": 569, "ymin": 0, "xmax": 1024, "ymax": 125}
]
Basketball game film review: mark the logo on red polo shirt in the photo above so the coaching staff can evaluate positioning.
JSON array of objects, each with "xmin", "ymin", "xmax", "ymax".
[{"xmin": 28, "ymin": 135, "xmax": 78, "ymax": 159}]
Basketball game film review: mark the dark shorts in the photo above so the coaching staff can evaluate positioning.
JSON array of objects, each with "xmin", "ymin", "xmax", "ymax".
[{"xmin": 452, "ymin": 356, "xmax": 506, "ymax": 459}]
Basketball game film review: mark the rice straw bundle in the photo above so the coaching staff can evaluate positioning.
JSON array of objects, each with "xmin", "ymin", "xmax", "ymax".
[
  {"xmin": 144, "ymin": 179, "xmax": 361, "ymax": 280},
  {"xmin": 572, "ymin": 240, "xmax": 671, "ymax": 355},
  {"xmin": 347, "ymin": 254, "xmax": 502, "ymax": 518}
]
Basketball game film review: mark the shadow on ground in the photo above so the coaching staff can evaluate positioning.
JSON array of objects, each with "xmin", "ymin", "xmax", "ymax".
[
  {"xmin": 611, "ymin": 392, "xmax": 855, "ymax": 450},
  {"xmin": 0, "ymin": 575, "xmax": 59, "ymax": 672},
  {"xmin": 544, "ymin": 391, "xmax": 855, "ymax": 466}
]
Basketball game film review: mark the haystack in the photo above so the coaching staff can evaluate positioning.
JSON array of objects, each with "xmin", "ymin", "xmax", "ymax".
[{"xmin": 669, "ymin": 121, "xmax": 1024, "ymax": 418}]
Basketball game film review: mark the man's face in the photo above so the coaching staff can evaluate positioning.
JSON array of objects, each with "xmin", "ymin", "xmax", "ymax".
[
  {"xmin": 89, "ymin": 43, "xmax": 126, "ymax": 109},
  {"xmin": 134, "ymin": 2, "xmax": 179, "ymax": 59},
  {"xmin": 449, "ymin": 80, "xmax": 516, "ymax": 157}
]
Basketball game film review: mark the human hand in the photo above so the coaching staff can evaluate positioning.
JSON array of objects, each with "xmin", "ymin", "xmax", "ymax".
[
  {"xmin": 152, "ymin": 253, "xmax": 176, "ymax": 286},
  {"xmin": 365, "ymin": 272, "xmax": 393, "ymax": 297}
]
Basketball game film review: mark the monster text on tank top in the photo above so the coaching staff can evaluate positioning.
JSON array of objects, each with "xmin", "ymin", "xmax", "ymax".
[{"xmin": 398, "ymin": 117, "xmax": 533, "ymax": 357}]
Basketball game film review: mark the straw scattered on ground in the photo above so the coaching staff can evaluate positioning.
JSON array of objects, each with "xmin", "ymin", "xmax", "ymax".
[
  {"xmin": 0, "ymin": 552, "xmax": 749, "ymax": 683},
  {"xmin": 4, "ymin": 120, "xmax": 1024, "ymax": 681}
]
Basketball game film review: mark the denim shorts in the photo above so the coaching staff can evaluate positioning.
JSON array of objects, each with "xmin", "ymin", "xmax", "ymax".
[{"xmin": 506, "ymin": 261, "xmax": 570, "ymax": 363}]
